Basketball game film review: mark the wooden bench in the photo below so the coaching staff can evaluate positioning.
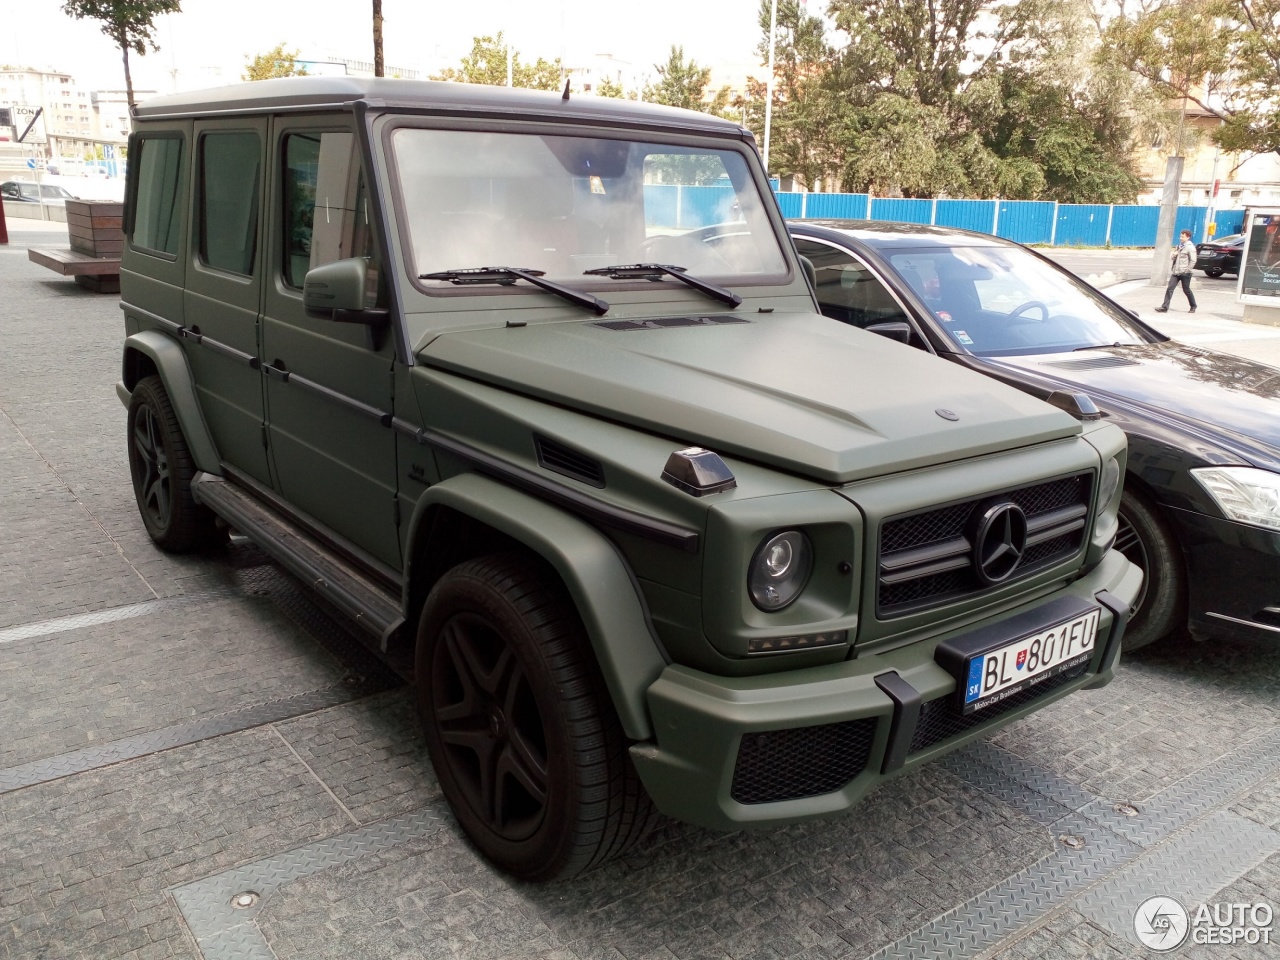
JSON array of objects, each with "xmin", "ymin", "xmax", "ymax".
[{"xmin": 27, "ymin": 199, "xmax": 123, "ymax": 293}]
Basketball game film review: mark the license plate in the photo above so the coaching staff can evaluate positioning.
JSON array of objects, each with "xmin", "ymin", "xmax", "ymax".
[{"xmin": 961, "ymin": 608, "xmax": 1100, "ymax": 714}]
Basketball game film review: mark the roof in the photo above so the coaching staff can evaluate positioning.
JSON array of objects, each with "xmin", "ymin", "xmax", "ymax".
[
  {"xmin": 132, "ymin": 76, "xmax": 747, "ymax": 137},
  {"xmin": 788, "ymin": 218, "xmax": 1013, "ymax": 250}
]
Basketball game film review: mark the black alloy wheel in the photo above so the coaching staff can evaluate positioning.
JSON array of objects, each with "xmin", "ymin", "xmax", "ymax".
[
  {"xmin": 415, "ymin": 553, "xmax": 655, "ymax": 881},
  {"xmin": 1113, "ymin": 488, "xmax": 1186, "ymax": 651},
  {"xmin": 126, "ymin": 376, "xmax": 219, "ymax": 552}
]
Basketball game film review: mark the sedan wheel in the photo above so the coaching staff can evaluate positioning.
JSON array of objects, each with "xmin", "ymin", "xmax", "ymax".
[
  {"xmin": 1113, "ymin": 488, "xmax": 1186, "ymax": 651},
  {"xmin": 1204, "ymin": 267, "xmax": 1225, "ymax": 278}
]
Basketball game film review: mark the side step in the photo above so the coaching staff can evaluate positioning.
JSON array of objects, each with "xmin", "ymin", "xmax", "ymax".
[{"xmin": 192, "ymin": 473, "xmax": 405, "ymax": 650}]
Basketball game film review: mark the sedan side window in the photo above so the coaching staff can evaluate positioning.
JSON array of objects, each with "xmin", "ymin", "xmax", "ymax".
[{"xmin": 794, "ymin": 238, "xmax": 915, "ymax": 332}]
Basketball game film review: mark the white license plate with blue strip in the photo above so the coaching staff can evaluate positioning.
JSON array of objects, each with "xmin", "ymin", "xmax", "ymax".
[{"xmin": 962, "ymin": 608, "xmax": 1100, "ymax": 714}]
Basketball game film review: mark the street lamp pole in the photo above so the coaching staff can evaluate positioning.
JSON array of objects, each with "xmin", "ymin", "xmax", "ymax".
[{"xmin": 763, "ymin": 0, "xmax": 777, "ymax": 175}]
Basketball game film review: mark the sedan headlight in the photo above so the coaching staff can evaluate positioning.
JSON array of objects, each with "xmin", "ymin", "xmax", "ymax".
[
  {"xmin": 1191, "ymin": 467, "xmax": 1280, "ymax": 530},
  {"xmin": 748, "ymin": 530, "xmax": 813, "ymax": 611}
]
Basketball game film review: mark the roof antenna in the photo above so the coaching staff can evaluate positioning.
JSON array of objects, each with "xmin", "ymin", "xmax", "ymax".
[{"xmin": 562, "ymin": 79, "xmax": 571, "ymax": 100}]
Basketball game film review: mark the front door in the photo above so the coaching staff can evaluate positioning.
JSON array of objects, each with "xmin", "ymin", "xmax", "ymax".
[{"xmin": 260, "ymin": 118, "xmax": 401, "ymax": 569}]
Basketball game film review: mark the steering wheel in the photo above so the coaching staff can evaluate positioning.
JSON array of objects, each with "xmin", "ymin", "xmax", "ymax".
[{"xmin": 1009, "ymin": 300, "xmax": 1050, "ymax": 322}]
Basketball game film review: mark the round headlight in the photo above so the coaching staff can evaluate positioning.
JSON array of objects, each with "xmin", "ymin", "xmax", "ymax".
[
  {"xmin": 749, "ymin": 530, "xmax": 813, "ymax": 611},
  {"xmin": 1099, "ymin": 457, "xmax": 1122, "ymax": 508}
]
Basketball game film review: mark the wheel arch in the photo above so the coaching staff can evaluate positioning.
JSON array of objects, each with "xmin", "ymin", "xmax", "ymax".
[
  {"xmin": 120, "ymin": 331, "xmax": 221, "ymax": 474},
  {"xmin": 403, "ymin": 472, "xmax": 667, "ymax": 740}
]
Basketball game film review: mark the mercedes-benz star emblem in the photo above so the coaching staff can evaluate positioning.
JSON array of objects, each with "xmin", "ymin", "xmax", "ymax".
[{"xmin": 971, "ymin": 500, "xmax": 1028, "ymax": 585}]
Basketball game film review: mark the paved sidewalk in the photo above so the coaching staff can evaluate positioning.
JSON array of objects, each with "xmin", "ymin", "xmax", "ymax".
[{"xmin": 1, "ymin": 225, "xmax": 1278, "ymax": 960}]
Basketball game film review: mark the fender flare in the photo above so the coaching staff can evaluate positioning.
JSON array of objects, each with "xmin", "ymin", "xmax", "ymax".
[
  {"xmin": 119, "ymin": 330, "xmax": 221, "ymax": 474},
  {"xmin": 405, "ymin": 472, "xmax": 667, "ymax": 740}
]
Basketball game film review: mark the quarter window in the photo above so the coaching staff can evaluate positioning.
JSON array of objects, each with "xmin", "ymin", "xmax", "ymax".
[
  {"xmin": 130, "ymin": 136, "xmax": 182, "ymax": 256},
  {"xmin": 199, "ymin": 132, "xmax": 261, "ymax": 276}
]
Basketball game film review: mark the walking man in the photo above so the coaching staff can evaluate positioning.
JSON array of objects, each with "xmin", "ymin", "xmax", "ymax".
[{"xmin": 1156, "ymin": 230, "xmax": 1197, "ymax": 313}]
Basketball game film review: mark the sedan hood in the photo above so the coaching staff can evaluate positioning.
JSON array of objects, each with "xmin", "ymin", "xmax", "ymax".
[
  {"xmin": 984, "ymin": 342, "xmax": 1280, "ymax": 462},
  {"xmin": 422, "ymin": 313, "xmax": 1079, "ymax": 484}
]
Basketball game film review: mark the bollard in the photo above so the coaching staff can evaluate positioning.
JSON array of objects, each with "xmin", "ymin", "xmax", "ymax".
[{"xmin": 0, "ymin": 197, "xmax": 8, "ymax": 245}]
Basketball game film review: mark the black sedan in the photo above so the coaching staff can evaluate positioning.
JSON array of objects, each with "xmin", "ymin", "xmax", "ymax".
[
  {"xmin": 789, "ymin": 219, "xmax": 1280, "ymax": 651},
  {"xmin": 1194, "ymin": 233, "xmax": 1245, "ymax": 277}
]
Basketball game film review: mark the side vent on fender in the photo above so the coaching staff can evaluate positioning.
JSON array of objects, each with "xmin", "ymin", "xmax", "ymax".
[{"xmin": 534, "ymin": 435, "xmax": 606, "ymax": 488}]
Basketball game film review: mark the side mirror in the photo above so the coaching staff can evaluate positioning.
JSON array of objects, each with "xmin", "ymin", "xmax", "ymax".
[
  {"xmin": 303, "ymin": 258, "xmax": 388, "ymax": 326},
  {"xmin": 865, "ymin": 321, "xmax": 912, "ymax": 344}
]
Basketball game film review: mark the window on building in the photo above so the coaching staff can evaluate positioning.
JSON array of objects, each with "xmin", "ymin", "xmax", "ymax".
[
  {"xmin": 198, "ymin": 131, "xmax": 261, "ymax": 276},
  {"xmin": 130, "ymin": 136, "xmax": 183, "ymax": 256}
]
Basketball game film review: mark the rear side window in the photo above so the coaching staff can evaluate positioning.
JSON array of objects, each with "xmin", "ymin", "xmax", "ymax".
[
  {"xmin": 130, "ymin": 136, "xmax": 183, "ymax": 256},
  {"xmin": 199, "ymin": 132, "xmax": 261, "ymax": 275}
]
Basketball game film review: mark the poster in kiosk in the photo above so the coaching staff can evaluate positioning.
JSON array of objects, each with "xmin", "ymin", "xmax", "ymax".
[{"xmin": 1239, "ymin": 207, "xmax": 1280, "ymax": 305}]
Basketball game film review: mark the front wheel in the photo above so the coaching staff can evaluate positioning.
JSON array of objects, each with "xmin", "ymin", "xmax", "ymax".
[
  {"xmin": 126, "ymin": 376, "xmax": 219, "ymax": 552},
  {"xmin": 415, "ymin": 553, "xmax": 654, "ymax": 881},
  {"xmin": 1113, "ymin": 488, "xmax": 1186, "ymax": 651}
]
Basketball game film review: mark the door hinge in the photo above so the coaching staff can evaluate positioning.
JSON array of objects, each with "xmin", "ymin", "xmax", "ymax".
[
  {"xmin": 261, "ymin": 424, "xmax": 268, "ymax": 449},
  {"xmin": 393, "ymin": 497, "xmax": 401, "ymax": 526}
]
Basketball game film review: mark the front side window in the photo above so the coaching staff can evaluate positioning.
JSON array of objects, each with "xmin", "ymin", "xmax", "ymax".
[
  {"xmin": 282, "ymin": 131, "xmax": 369, "ymax": 288},
  {"xmin": 888, "ymin": 245, "xmax": 1147, "ymax": 356},
  {"xmin": 199, "ymin": 132, "xmax": 260, "ymax": 276},
  {"xmin": 390, "ymin": 128, "xmax": 787, "ymax": 287},
  {"xmin": 130, "ymin": 136, "xmax": 182, "ymax": 256},
  {"xmin": 794, "ymin": 238, "xmax": 912, "ymax": 330}
]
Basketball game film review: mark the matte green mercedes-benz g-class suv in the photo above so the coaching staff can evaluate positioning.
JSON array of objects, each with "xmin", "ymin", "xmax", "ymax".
[{"xmin": 118, "ymin": 77, "xmax": 1141, "ymax": 881}]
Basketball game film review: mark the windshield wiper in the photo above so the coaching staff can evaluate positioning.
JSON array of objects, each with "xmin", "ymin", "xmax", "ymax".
[
  {"xmin": 419, "ymin": 266, "xmax": 609, "ymax": 316},
  {"xmin": 582, "ymin": 263, "xmax": 743, "ymax": 308},
  {"xmin": 1071, "ymin": 341, "xmax": 1146, "ymax": 351}
]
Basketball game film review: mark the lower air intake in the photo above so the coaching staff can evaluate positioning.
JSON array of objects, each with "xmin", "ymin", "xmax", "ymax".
[{"xmin": 730, "ymin": 717, "xmax": 878, "ymax": 804}]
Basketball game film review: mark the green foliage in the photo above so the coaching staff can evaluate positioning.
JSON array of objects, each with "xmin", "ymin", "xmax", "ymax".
[
  {"xmin": 742, "ymin": 0, "xmax": 1143, "ymax": 201},
  {"xmin": 643, "ymin": 46, "xmax": 731, "ymax": 114},
  {"xmin": 593, "ymin": 76, "xmax": 626, "ymax": 99},
  {"xmin": 62, "ymin": 0, "xmax": 181, "ymax": 105},
  {"xmin": 1105, "ymin": 0, "xmax": 1280, "ymax": 158},
  {"xmin": 243, "ymin": 44, "xmax": 308, "ymax": 81},
  {"xmin": 432, "ymin": 33, "xmax": 562, "ymax": 91}
]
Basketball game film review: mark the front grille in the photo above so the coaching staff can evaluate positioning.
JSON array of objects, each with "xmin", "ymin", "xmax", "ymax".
[
  {"xmin": 908, "ymin": 663, "xmax": 1087, "ymax": 755},
  {"xmin": 730, "ymin": 717, "xmax": 878, "ymax": 804},
  {"xmin": 877, "ymin": 474, "xmax": 1091, "ymax": 616}
]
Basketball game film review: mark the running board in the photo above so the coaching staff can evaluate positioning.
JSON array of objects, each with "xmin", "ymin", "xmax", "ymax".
[{"xmin": 192, "ymin": 472, "xmax": 405, "ymax": 651}]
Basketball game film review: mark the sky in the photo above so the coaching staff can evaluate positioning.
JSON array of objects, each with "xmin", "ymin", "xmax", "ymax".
[{"xmin": 11, "ymin": 0, "xmax": 770, "ymax": 94}]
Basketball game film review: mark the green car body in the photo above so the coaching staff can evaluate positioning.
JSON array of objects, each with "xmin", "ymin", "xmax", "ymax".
[{"xmin": 117, "ymin": 77, "xmax": 1141, "ymax": 878}]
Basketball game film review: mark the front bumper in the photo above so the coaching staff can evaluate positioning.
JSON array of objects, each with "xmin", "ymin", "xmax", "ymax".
[
  {"xmin": 630, "ymin": 549, "xmax": 1141, "ymax": 831},
  {"xmin": 1169, "ymin": 506, "xmax": 1280, "ymax": 643}
]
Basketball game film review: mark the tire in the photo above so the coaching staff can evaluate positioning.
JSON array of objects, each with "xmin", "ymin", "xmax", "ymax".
[
  {"xmin": 126, "ymin": 375, "xmax": 219, "ymax": 552},
  {"xmin": 1204, "ymin": 267, "xmax": 1224, "ymax": 278},
  {"xmin": 415, "ymin": 553, "xmax": 655, "ymax": 881},
  {"xmin": 1113, "ymin": 488, "xmax": 1186, "ymax": 651}
]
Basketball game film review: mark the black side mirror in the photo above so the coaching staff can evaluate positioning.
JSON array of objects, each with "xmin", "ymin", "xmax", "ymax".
[{"xmin": 865, "ymin": 321, "xmax": 912, "ymax": 344}]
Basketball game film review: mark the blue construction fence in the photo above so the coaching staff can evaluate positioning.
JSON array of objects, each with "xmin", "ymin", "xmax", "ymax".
[{"xmin": 768, "ymin": 191, "xmax": 1245, "ymax": 247}]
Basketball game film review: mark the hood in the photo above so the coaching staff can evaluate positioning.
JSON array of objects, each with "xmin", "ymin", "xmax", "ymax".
[
  {"xmin": 984, "ymin": 342, "xmax": 1280, "ymax": 463},
  {"xmin": 421, "ymin": 313, "xmax": 1079, "ymax": 484}
]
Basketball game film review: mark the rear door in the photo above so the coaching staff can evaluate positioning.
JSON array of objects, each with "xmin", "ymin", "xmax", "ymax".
[
  {"xmin": 260, "ymin": 116, "xmax": 400, "ymax": 569},
  {"xmin": 181, "ymin": 117, "xmax": 271, "ymax": 483}
]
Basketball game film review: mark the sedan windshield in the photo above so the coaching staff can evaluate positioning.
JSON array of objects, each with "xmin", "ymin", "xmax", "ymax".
[
  {"xmin": 886, "ymin": 244, "xmax": 1152, "ymax": 356},
  {"xmin": 390, "ymin": 128, "xmax": 787, "ymax": 289}
]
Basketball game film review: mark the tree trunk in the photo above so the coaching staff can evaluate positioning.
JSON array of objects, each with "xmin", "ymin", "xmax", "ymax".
[
  {"xmin": 373, "ymin": 0, "xmax": 384, "ymax": 77},
  {"xmin": 120, "ymin": 37, "xmax": 135, "ymax": 110}
]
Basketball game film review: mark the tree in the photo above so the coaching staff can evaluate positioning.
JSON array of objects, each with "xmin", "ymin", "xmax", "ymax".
[
  {"xmin": 593, "ymin": 76, "xmax": 626, "ymax": 99},
  {"xmin": 431, "ymin": 33, "xmax": 562, "ymax": 91},
  {"xmin": 372, "ymin": 0, "xmax": 384, "ymax": 78},
  {"xmin": 643, "ymin": 46, "xmax": 731, "ymax": 114},
  {"xmin": 61, "ymin": 0, "xmax": 182, "ymax": 108},
  {"xmin": 242, "ymin": 43, "xmax": 308, "ymax": 82},
  {"xmin": 1106, "ymin": 0, "xmax": 1280, "ymax": 161}
]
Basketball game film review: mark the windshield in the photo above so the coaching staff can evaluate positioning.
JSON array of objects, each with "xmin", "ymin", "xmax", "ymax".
[
  {"xmin": 886, "ymin": 244, "xmax": 1151, "ymax": 356},
  {"xmin": 390, "ymin": 128, "xmax": 787, "ymax": 289}
]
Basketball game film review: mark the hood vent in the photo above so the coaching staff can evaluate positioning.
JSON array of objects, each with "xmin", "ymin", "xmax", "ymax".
[
  {"xmin": 534, "ymin": 435, "xmax": 606, "ymax": 488},
  {"xmin": 1041, "ymin": 356, "xmax": 1140, "ymax": 371},
  {"xmin": 594, "ymin": 316, "xmax": 750, "ymax": 331}
]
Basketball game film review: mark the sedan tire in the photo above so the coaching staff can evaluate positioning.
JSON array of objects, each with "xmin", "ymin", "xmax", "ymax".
[
  {"xmin": 1204, "ymin": 267, "xmax": 1225, "ymax": 278},
  {"xmin": 1114, "ymin": 488, "xmax": 1186, "ymax": 651}
]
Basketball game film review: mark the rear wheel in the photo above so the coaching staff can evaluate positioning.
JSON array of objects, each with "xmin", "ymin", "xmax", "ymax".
[
  {"xmin": 415, "ymin": 553, "xmax": 654, "ymax": 881},
  {"xmin": 1204, "ymin": 267, "xmax": 1225, "ymax": 278},
  {"xmin": 126, "ymin": 376, "xmax": 219, "ymax": 552},
  {"xmin": 1114, "ymin": 488, "xmax": 1186, "ymax": 651}
]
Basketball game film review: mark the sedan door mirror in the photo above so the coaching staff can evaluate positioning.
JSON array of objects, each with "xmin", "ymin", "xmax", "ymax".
[
  {"xmin": 303, "ymin": 258, "xmax": 388, "ymax": 326},
  {"xmin": 865, "ymin": 321, "xmax": 912, "ymax": 344}
]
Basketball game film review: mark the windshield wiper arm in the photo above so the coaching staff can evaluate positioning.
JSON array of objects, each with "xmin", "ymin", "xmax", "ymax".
[
  {"xmin": 582, "ymin": 263, "xmax": 742, "ymax": 308},
  {"xmin": 1071, "ymin": 341, "xmax": 1146, "ymax": 351},
  {"xmin": 419, "ymin": 266, "xmax": 609, "ymax": 316}
]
